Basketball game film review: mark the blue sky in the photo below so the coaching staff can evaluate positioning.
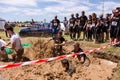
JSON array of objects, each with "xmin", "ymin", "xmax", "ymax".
[{"xmin": 0, "ymin": 0, "xmax": 120, "ymax": 22}]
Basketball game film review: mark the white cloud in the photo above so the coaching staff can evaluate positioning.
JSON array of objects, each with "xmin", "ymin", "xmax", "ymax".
[
  {"xmin": 43, "ymin": 0, "xmax": 90, "ymax": 16},
  {"xmin": 0, "ymin": 7, "xmax": 19, "ymax": 12},
  {"xmin": 0, "ymin": 0, "xmax": 37, "ymax": 7},
  {"xmin": 0, "ymin": 0, "xmax": 120, "ymax": 21},
  {"xmin": 97, "ymin": 1, "xmax": 120, "ymax": 12},
  {"xmin": 22, "ymin": 8, "xmax": 42, "ymax": 16},
  {"xmin": 45, "ymin": 7, "xmax": 65, "ymax": 13},
  {"xmin": 67, "ymin": 6, "xmax": 89, "ymax": 12}
]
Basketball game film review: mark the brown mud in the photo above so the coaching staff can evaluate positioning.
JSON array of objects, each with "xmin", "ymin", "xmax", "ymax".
[{"xmin": 0, "ymin": 38, "xmax": 119, "ymax": 80}]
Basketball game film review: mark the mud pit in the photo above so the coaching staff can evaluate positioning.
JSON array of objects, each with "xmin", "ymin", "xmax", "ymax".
[{"xmin": 0, "ymin": 38, "xmax": 118, "ymax": 80}]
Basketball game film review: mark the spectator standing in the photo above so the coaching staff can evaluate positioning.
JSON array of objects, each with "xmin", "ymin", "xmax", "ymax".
[
  {"xmin": 79, "ymin": 11, "xmax": 88, "ymax": 40},
  {"xmin": 51, "ymin": 16, "xmax": 60, "ymax": 36}
]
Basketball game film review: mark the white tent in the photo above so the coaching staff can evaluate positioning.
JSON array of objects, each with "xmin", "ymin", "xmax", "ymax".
[{"xmin": 0, "ymin": 18, "xmax": 5, "ymax": 30}]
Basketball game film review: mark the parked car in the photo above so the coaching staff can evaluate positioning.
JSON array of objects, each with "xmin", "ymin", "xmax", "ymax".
[
  {"xmin": 19, "ymin": 23, "xmax": 52, "ymax": 37},
  {"xmin": 19, "ymin": 22, "xmax": 65, "ymax": 37}
]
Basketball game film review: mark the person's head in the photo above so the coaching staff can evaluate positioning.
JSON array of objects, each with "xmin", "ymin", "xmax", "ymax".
[
  {"xmin": 57, "ymin": 31, "xmax": 63, "ymax": 38},
  {"xmin": 54, "ymin": 15, "xmax": 57, "ymax": 20},
  {"xmin": 64, "ymin": 17, "xmax": 67, "ymax": 20},
  {"xmin": 74, "ymin": 42, "xmax": 80, "ymax": 50},
  {"xmin": 71, "ymin": 14, "xmax": 74, "ymax": 18},
  {"xmin": 61, "ymin": 59, "xmax": 69, "ymax": 68},
  {"xmin": 6, "ymin": 27, "xmax": 14, "ymax": 35},
  {"xmin": 92, "ymin": 13, "xmax": 97, "ymax": 19},
  {"xmin": 115, "ymin": 9, "xmax": 119, "ymax": 16},
  {"xmin": 112, "ymin": 9, "xmax": 119, "ymax": 16},
  {"xmin": 116, "ymin": 7, "xmax": 120, "ymax": 11},
  {"xmin": 81, "ymin": 11, "xmax": 85, "ymax": 16},
  {"xmin": 99, "ymin": 14, "xmax": 103, "ymax": 18},
  {"xmin": 112, "ymin": 9, "xmax": 116, "ymax": 15},
  {"xmin": 76, "ymin": 13, "xmax": 79, "ymax": 18},
  {"xmin": 106, "ymin": 13, "xmax": 109, "ymax": 18},
  {"xmin": 88, "ymin": 15, "xmax": 92, "ymax": 20}
]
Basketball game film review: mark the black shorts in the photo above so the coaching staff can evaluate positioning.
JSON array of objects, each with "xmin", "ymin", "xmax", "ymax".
[
  {"xmin": 110, "ymin": 26, "xmax": 115, "ymax": 38},
  {"xmin": 96, "ymin": 27, "xmax": 102, "ymax": 34},
  {"xmin": 118, "ymin": 23, "xmax": 120, "ymax": 37},
  {"xmin": 115, "ymin": 26, "xmax": 120, "ymax": 38},
  {"xmin": 79, "ymin": 26, "xmax": 83, "ymax": 31},
  {"xmin": 102, "ymin": 27, "xmax": 108, "ymax": 33},
  {"xmin": 69, "ymin": 27, "xmax": 73, "ymax": 32},
  {"xmin": 73, "ymin": 26, "xmax": 79, "ymax": 32}
]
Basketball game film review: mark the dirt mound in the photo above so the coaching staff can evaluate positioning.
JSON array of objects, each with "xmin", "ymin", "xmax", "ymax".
[
  {"xmin": 0, "ymin": 38, "xmax": 118, "ymax": 80},
  {"xmin": 24, "ymin": 39, "xmax": 54, "ymax": 60},
  {"xmin": 93, "ymin": 52, "xmax": 120, "ymax": 63},
  {"xmin": 24, "ymin": 39, "xmax": 75, "ymax": 60},
  {"xmin": 0, "ymin": 55, "xmax": 117, "ymax": 80}
]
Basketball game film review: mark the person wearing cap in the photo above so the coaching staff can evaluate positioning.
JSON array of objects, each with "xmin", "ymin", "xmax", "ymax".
[
  {"xmin": 61, "ymin": 59, "xmax": 75, "ymax": 76},
  {"xmin": 5, "ymin": 27, "xmax": 24, "ymax": 62},
  {"xmin": 48, "ymin": 31, "xmax": 66, "ymax": 56},
  {"xmin": 68, "ymin": 14, "xmax": 76, "ymax": 39},
  {"xmin": 72, "ymin": 42, "xmax": 87, "ymax": 64},
  {"xmin": 51, "ymin": 15, "xmax": 60, "ymax": 36},
  {"xmin": 0, "ymin": 38, "xmax": 8, "ymax": 61}
]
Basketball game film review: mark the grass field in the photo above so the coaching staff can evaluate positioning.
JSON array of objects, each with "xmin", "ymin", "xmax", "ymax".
[
  {"xmin": 0, "ymin": 27, "xmax": 24, "ymax": 40},
  {"xmin": 0, "ymin": 27, "xmax": 119, "ymax": 55},
  {"xmin": 0, "ymin": 27, "xmax": 119, "ymax": 80}
]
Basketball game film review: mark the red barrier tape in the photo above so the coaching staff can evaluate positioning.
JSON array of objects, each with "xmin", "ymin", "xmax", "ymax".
[{"xmin": 0, "ymin": 42, "xmax": 119, "ymax": 70}]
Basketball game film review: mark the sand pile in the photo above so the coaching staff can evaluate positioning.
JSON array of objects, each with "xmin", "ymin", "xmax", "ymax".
[
  {"xmin": 0, "ymin": 55, "xmax": 117, "ymax": 80},
  {"xmin": 23, "ymin": 39, "xmax": 55, "ymax": 60},
  {"xmin": 0, "ymin": 38, "xmax": 117, "ymax": 80},
  {"xmin": 23, "ymin": 39, "xmax": 75, "ymax": 60}
]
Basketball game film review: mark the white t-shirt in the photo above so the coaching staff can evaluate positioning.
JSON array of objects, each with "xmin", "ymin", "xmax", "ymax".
[
  {"xmin": 10, "ymin": 33, "xmax": 22, "ymax": 51},
  {"xmin": 0, "ymin": 39, "xmax": 6, "ymax": 48}
]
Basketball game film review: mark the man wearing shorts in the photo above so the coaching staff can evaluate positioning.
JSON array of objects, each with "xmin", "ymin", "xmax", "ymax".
[
  {"xmin": 68, "ymin": 14, "xmax": 76, "ymax": 39},
  {"xmin": 74, "ymin": 13, "xmax": 80, "ymax": 40},
  {"xmin": 79, "ymin": 11, "xmax": 88, "ymax": 40}
]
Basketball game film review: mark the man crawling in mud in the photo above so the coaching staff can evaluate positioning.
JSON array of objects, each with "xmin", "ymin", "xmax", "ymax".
[
  {"xmin": 48, "ymin": 31, "xmax": 66, "ymax": 57},
  {"xmin": 61, "ymin": 59, "xmax": 75, "ymax": 76},
  {"xmin": 72, "ymin": 42, "xmax": 87, "ymax": 64}
]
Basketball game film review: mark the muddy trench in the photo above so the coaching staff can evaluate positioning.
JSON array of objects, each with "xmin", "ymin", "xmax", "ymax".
[{"xmin": 0, "ymin": 39, "xmax": 119, "ymax": 80}]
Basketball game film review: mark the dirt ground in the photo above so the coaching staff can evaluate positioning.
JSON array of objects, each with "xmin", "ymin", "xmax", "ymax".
[{"xmin": 0, "ymin": 38, "xmax": 118, "ymax": 80}]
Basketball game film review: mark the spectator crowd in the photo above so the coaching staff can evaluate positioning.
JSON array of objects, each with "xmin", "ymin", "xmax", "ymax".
[{"xmin": 51, "ymin": 7, "xmax": 120, "ymax": 45}]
